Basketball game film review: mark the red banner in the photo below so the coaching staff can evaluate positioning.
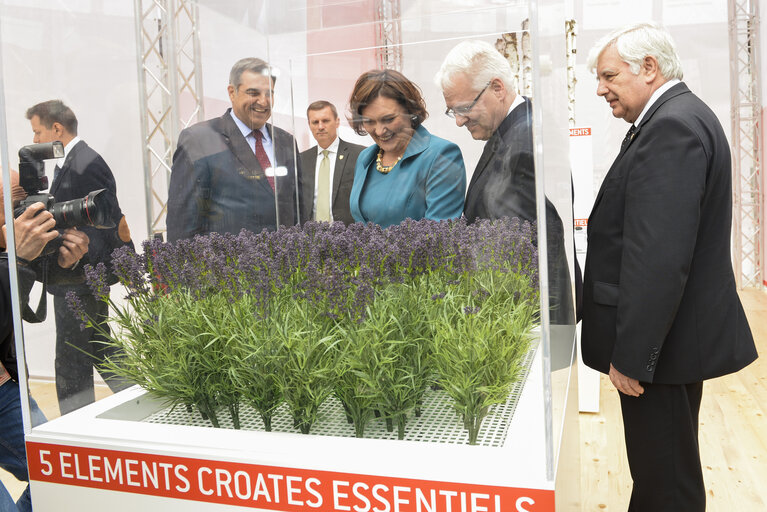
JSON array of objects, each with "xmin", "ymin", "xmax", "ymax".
[
  {"xmin": 27, "ymin": 441, "xmax": 554, "ymax": 511},
  {"xmin": 569, "ymin": 127, "xmax": 591, "ymax": 137}
]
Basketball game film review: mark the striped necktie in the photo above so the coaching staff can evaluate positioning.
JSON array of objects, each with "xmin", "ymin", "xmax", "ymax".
[{"xmin": 252, "ymin": 130, "xmax": 275, "ymax": 191}]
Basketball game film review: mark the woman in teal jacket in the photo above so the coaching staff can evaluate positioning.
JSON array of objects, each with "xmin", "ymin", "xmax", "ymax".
[{"xmin": 348, "ymin": 70, "xmax": 466, "ymax": 228}]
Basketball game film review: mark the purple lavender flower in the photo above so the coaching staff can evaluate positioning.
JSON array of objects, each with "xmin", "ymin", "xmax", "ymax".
[
  {"xmin": 83, "ymin": 262, "xmax": 111, "ymax": 301},
  {"xmin": 65, "ymin": 291, "xmax": 88, "ymax": 331}
]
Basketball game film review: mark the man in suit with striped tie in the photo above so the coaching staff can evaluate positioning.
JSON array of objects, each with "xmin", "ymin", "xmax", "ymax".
[{"xmin": 167, "ymin": 57, "xmax": 301, "ymax": 242}]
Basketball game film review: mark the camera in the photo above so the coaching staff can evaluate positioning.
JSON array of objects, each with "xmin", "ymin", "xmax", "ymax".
[{"xmin": 14, "ymin": 142, "xmax": 115, "ymax": 256}]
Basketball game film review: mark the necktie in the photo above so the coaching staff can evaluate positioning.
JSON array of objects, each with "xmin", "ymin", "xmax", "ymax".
[
  {"xmin": 53, "ymin": 164, "xmax": 62, "ymax": 182},
  {"xmin": 315, "ymin": 149, "xmax": 331, "ymax": 222},
  {"xmin": 252, "ymin": 130, "xmax": 275, "ymax": 191},
  {"xmin": 621, "ymin": 124, "xmax": 636, "ymax": 150}
]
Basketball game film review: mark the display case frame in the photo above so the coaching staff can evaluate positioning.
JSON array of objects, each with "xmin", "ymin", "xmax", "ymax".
[{"xmin": 0, "ymin": 1, "xmax": 579, "ymax": 510}]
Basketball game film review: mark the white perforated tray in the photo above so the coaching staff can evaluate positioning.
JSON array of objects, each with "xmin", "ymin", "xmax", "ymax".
[{"xmin": 143, "ymin": 343, "xmax": 537, "ymax": 447}]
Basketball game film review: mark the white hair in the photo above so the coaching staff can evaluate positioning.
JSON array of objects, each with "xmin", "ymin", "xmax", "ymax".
[
  {"xmin": 434, "ymin": 39, "xmax": 515, "ymax": 92},
  {"xmin": 587, "ymin": 23, "xmax": 683, "ymax": 80}
]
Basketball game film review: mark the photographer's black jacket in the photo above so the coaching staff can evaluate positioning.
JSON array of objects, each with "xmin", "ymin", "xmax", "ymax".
[
  {"xmin": 41, "ymin": 140, "xmax": 130, "ymax": 294},
  {"xmin": 1, "ymin": 258, "xmax": 35, "ymax": 381}
]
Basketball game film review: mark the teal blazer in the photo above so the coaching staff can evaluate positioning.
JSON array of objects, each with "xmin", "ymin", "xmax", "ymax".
[{"xmin": 350, "ymin": 125, "xmax": 466, "ymax": 228}]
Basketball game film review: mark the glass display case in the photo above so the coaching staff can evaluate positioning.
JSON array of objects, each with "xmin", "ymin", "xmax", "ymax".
[{"xmin": 1, "ymin": 1, "xmax": 579, "ymax": 510}]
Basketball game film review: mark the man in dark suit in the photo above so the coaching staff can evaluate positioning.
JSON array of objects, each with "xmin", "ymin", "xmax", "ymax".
[
  {"xmin": 436, "ymin": 39, "xmax": 575, "ymax": 325},
  {"xmin": 167, "ymin": 57, "xmax": 301, "ymax": 242},
  {"xmin": 299, "ymin": 101, "xmax": 364, "ymax": 225},
  {"xmin": 583, "ymin": 24, "xmax": 757, "ymax": 511},
  {"xmin": 26, "ymin": 99, "xmax": 133, "ymax": 415}
]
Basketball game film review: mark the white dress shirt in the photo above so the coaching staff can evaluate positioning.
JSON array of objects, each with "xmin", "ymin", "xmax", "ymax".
[
  {"xmin": 55, "ymin": 136, "xmax": 81, "ymax": 168},
  {"xmin": 634, "ymin": 79, "xmax": 681, "ymax": 127},
  {"xmin": 230, "ymin": 110, "xmax": 276, "ymax": 167}
]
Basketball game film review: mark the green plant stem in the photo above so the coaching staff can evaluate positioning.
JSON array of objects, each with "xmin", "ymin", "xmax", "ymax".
[{"xmin": 228, "ymin": 403, "xmax": 240, "ymax": 430}]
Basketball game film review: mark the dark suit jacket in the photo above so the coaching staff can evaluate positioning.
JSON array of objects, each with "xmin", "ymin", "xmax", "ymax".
[
  {"xmin": 0, "ymin": 258, "xmax": 34, "ymax": 381},
  {"xmin": 299, "ymin": 138, "xmax": 364, "ymax": 225},
  {"xmin": 581, "ymin": 82, "xmax": 757, "ymax": 384},
  {"xmin": 167, "ymin": 109, "xmax": 301, "ymax": 242},
  {"xmin": 464, "ymin": 98, "xmax": 575, "ymax": 325},
  {"xmin": 46, "ymin": 140, "xmax": 128, "ymax": 294}
]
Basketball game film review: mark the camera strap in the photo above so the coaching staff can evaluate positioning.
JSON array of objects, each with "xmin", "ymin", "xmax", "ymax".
[{"xmin": 21, "ymin": 261, "xmax": 47, "ymax": 323}]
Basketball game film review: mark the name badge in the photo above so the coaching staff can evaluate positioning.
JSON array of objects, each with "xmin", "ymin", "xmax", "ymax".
[{"xmin": 264, "ymin": 166, "xmax": 288, "ymax": 177}]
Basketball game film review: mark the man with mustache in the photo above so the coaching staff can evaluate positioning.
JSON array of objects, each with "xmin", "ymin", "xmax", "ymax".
[
  {"xmin": 299, "ymin": 100, "xmax": 364, "ymax": 225},
  {"xmin": 167, "ymin": 58, "xmax": 301, "ymax": 242}
]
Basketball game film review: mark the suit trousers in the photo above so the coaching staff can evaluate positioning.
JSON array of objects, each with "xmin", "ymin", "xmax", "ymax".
[
  {"xmin": 619, "ymin": 381, "xmax": 705, "ymax": 512},
  {"xmin": 53, "ymin": 293, "xmax": 129, "ymax": 415}
]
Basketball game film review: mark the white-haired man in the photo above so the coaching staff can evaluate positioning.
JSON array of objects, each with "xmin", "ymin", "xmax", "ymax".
[
  {"xmin": 435, "ymin": 39, "xmax": 576, "ymax": 325},
  {"xmin": 583, "ymin": 23, "xmax": 756, "ymax": 511}
]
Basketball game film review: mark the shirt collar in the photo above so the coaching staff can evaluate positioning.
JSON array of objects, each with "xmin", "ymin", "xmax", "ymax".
[
  {"xmin": 634, "ymin": 79, "xmax": 680, "ymax": 127},
  {"xmin": 230, "ymin": 110, "xmax": 270, "ymax": 142},
  {"xmin": 317, "ymin": 137, "xmax": 339, "ymax": 156},
  {"xmin": 507, "ymin": 93, "xmax": 525, "ymax": 116},
  {"xmin": 59, "ymin": 136, "xmax": 81, "ymax": 165}
]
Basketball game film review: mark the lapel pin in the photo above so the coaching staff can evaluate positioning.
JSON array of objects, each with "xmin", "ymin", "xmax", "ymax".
[{"xmin": 339, "ymin": 155, "xmax": 344, "ymax": 160}]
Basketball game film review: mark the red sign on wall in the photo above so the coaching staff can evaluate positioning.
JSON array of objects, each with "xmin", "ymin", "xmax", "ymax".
[
  {"xmin": 569, "ymin": 127, "xmax": 591, "ymax": 137},
  {"xmin": 27, "ymin": 442, "xmax": 554, "ymax": 511}
]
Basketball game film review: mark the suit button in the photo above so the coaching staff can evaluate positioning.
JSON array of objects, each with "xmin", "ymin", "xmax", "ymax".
[
  {"xmin": 646, "ymin": 365, "xmax": 653, "ymax": 371},
  {"xmin": 650, "ymin": 354, "xmax": 657, "ymax": 360}
]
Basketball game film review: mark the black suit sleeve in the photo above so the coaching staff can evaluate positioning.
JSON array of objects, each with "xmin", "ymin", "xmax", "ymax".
[
  {"xmin": 1, "ymin": 259, "xmax": 38, "ymax": 380},
  {"xmin": 498, "ymin": 148, "xmax": 537, "ymax": 225},
  {"xmin": 613, "ymin": 117, "xmax": 706, "ymax": 379},
  {"xmin": 298, "ymin": 150, "xmax": 314, "ymax": 224},
  {"xmin": 167, "ymin": 128, "xmax": 205, "ymax": 242}
]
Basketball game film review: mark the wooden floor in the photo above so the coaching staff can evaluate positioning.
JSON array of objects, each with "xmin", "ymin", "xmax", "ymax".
[
  {"xmin": 579, "ymin": 288, "xmax": 767, "ymax": 511},
  {"xmin": 2, "ymin": 290, "xmax": 766, "ymax": 510}
]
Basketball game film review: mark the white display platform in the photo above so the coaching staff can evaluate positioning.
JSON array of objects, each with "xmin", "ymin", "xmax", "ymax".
[{"xmin": 26, "ymin": 345, "xmax": 561, "ymax": 512}]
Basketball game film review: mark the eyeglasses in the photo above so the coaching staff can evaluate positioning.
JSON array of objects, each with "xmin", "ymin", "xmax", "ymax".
[{"xmin": 445, "ymin": 82, "xmax": 490, "ymax": 118}]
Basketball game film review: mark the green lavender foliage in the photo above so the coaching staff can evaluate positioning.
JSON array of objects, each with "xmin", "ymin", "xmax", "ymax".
[
  {"xmin": 333, "ymin": 342, "xmax": 377, "ymax": 438},
  {"xmin": 99, "ymin": 293, "xmax": 237, "ymax": 428},
  {"xmin": 341, "ymin": 285, "xmax": 431, "ymax": 440},
  {"xmin": 428, "ymin": 270, "xmax": 538, "ymax": 444},
  {"xmin": 75, "ymin": 218, "xmax": 540, "ymax": 443},
  {"xmin": 270, "ymin": 293, "xmax": 341, "ymax": 434},
  {"xmin": 221, "ymin": 294, "xmax": 282, "ymax": 431}
]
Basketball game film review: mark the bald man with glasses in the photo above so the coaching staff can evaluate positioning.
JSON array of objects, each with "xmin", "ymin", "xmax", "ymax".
[{"xmin": 436, "ymin": 39, "xmax": 577, "ymax": 325}]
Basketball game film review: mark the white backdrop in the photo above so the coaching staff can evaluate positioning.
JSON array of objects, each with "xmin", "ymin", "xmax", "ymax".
[{"xmin": 0, "ymin": 0, "xmax": 735, "ymax": 379}]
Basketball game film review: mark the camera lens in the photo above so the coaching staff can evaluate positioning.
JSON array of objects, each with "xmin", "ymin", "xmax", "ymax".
[{"xmin": 51, "ymin": 189, "xmax": 115, "ymax": 229}]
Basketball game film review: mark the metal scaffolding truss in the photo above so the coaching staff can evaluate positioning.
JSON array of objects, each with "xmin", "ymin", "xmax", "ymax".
[
  {"xmin": 134, "ymin": 0, "xmax": 204, "ymax": 238},
  {"xmin": 375, "ymin": 0, "xmax": 402, "ymax": 71},
  {"xmin": 728, "ymin": 0, "xmax": 764, "ymax": 288}
]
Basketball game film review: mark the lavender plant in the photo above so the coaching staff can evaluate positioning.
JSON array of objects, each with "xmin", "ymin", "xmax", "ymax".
[
  {"xmin": 427, "ymin": 269, "xmax": 538, "ymax": 445},
  {"xmin": 75, "ymin": 217, "xmax": 539, "ymax": 444},
  {"xmin": 340, "ymin": 284, "xmax": 431, "ymax": 440},
  {"xmin": 270, "ymin": 292, "xmax": 341, "ymax": 434},
  {"xmin": 226, "ymin": 295, "xmax": 282, "ymax": 431}
]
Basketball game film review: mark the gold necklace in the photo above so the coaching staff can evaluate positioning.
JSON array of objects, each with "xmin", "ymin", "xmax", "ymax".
[{"xmin": 375, "ymin": 149, "xmax": 402, "ymax": 174}]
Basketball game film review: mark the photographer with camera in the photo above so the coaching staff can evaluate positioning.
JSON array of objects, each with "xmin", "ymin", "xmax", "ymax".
[
  {"xmin": 1, "ymin": 202, "xmax": 89, "ymax": 512},
  {"xmin": 25, "ymin": 100, "xmax": 132, "ymax": 415}
]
